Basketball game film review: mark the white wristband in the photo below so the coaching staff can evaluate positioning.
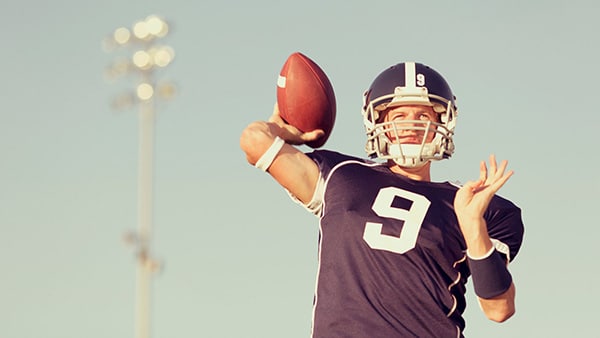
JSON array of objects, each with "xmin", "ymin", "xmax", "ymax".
[
  {"xmin": 466, "ymin": 246, "xmax": 495, "ymax": 260},
  {"xmin": 255, "ymin": 136, "xmax": 285, "ymax": 171}
]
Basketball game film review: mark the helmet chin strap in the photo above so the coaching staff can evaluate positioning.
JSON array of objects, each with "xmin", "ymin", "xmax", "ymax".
[{"xmin": 388, "ymin": 143, "xmax": 435, "ymax": 168}]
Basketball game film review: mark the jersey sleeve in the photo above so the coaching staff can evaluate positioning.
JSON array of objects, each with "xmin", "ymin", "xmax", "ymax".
[
  {"xmin": 306, "ymin": 150, "xmax": 362, "ymax": 179},
  {"xmin": 484, "ymin": 195, "xmax": 525, "ymax": 262},
  {"xmin": 286, "ymin": 173, "xmax": 325, "ymax": 216},
  {"xmin": 286, "ymin": 150, "xmax": 367, "ymax": 217}
]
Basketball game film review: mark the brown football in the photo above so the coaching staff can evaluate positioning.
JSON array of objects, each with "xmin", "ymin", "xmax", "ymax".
[{"xmin": 276, "ymin": 52, "xmax": 336, "ymax": 148}]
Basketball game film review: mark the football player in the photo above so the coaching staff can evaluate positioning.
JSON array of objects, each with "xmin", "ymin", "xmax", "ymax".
[{"xmin": 240, "ymin": 62, "xmax": 524, "ymax": 337}]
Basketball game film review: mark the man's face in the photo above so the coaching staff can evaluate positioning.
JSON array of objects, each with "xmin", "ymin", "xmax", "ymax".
[{"xmin": 381, "ymin": 105, "xmax": 439, "ymax": 144}]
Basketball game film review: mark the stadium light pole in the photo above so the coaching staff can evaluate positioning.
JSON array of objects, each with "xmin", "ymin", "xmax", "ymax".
[{"xmin": 103, "ymin": 15, "xmax": 176, "ymax": 338}]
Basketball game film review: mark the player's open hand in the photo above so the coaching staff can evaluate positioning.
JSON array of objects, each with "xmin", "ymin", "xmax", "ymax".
[
  {"xmin": 269, "ymin": 103, "xmax": 325, "ymax": 145},
  {"xmin": 454, "ymin": 155, "xmax": 514, "ymax": 226}
]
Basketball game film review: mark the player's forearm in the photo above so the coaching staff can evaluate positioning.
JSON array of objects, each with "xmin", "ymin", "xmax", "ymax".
[
  {"xmin": 458, "ymin": 216, "xmax": 493, "ymax": 258},
  {"xmin": 461, "ymin": 217, "xmax": 515, "ymax": 322},
  {"xmin": 478, "ymin": 283, "xmax": 516, "ymax": 322}
]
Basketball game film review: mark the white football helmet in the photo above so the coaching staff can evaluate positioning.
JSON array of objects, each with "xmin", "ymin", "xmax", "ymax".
[{"xmin": 362, "ymin": 62, "xmax": 458, "ymax": 167}]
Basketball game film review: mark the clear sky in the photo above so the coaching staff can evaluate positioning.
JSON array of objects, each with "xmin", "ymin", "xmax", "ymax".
[{"xmin": 1, "ymin": 1, "xmax": 599, "ymax": 337}]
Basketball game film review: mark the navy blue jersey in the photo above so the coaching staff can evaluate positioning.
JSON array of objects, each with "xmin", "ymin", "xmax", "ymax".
[{"xmin": 305, "ymin": 150, "xmax": 524, "ymax": 338}]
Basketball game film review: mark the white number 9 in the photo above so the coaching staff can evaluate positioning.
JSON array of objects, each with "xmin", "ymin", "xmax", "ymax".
[
  {"xmin": 416, "ymin": 73, "xmax": 426, "ymax": 86},
  {"xmin": 363, "ymin": 187, "xmax": 431, "ymax": 254}
]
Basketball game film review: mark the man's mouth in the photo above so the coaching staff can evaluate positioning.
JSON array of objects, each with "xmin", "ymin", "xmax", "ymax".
[{"xmin": 398, "ymin": 135, "xmax": 423, "ymax": 144}]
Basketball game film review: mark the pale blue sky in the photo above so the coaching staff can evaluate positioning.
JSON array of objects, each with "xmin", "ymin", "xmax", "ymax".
[{"xmin": 1, "ymin": 1, "xmax": 599, "ymax": 337}]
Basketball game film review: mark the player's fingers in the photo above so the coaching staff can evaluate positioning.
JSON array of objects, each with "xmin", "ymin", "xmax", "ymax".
[
  {"xmin": 488, "ymin": 154, "xmax": 498, "ymax": 175},
  {"xmin": 269, "ymin": 114, "xmax": 285, "ymax": 125},
  {"xmin": 462, "ymin": 179, "xmax": 484, "ymax": 193},
  {"xmin": 492, "ymin": 165, "xmax": 514, "ymax": 188},
  {"xmin": 479, "ymin": 160, "xmax": 487, "ymax": 183},
  {"xmin": 490, "ymin": 155, "xmax": 511, "ymax": 182},
  {"xmin": 494, "ymin": 159, "xmax": 507, "ymax": 179},
  {"xmin": 268, "ymin": 103, "xmax": 283, "ymax": 123},
  {"xmin": 487, "ymin": 171, "xmax": 513, "ymax": 195},
  {"xmin": 487, "ymin": 157, "xmax": 508, "ymax": 185},
  {"xmin": 302, "ymin": 129, "xmax": 325, "ymax": 142}
]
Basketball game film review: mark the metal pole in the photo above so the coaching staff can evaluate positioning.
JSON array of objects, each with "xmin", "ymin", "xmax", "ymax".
[
  {"xmin": 103, "ymin": 16, "xmax": 175, "ymax": 338},
  {"xmin": 135, "ymin": 95, "xmax": 154, "ymax": 338}
]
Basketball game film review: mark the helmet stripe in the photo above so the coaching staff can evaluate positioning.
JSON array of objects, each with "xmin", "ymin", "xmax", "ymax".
[{"xmin": 405, "ymin": 62, "xmax": 416, "ymax": 88}]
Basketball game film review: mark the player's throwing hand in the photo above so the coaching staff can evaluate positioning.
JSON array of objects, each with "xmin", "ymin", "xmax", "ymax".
[{"xmin": 268, "ymin": 103, "xmax": 325, "ymax": 146}]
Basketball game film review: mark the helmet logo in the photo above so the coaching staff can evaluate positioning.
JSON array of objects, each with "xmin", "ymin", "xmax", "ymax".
[{"xmin": 416, "ymin": 73, "xmax": 425, "ymax": 86}]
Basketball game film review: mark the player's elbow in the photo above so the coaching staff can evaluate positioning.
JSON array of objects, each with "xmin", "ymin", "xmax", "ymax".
[
  {"xmin": 485, "ymin": 306, "xmax": 515, "ymax": 323},
  {"xmin": 479, "ymin": 283, "xmax": 516, "ymax": 323}
]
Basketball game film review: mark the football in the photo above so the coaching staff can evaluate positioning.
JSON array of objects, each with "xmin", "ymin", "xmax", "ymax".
[{"xmin": 276, "ymin": 52, "xmax": 336, "ymax": 148}]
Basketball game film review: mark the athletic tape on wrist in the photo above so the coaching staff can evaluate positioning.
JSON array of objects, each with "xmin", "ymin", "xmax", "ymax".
[
  {"xmin": 255, "ymin": 136, "xmax": 285, "ymax": 171},
  {"xmin": 468, "ymin": 249, "xmax": 513, "ymax": 299}
]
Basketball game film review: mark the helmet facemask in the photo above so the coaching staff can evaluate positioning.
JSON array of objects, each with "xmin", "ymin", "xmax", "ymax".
[{"xmin": 363, "ymin": 87, "xmax": 457, "ymax": 168}]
